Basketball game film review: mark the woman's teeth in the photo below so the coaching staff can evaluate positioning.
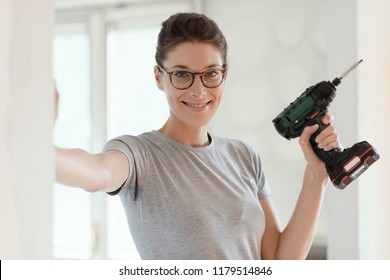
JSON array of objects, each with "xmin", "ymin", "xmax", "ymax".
[{"xmin": 184, "ymin": 101, "xmax": 211, "ymax": 108}]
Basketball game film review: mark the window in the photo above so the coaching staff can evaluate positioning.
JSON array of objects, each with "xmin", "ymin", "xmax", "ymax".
[
  {"xmin": 53, "ymin": 26, "xmax": 92, "ymax": 259},
  {"xmin": 107, "ymin": 24, "xmax": 168, "ymax": 139},
  {"xmin": 53, "ymin": 0, "xmax": 195, "ymax": 259}
]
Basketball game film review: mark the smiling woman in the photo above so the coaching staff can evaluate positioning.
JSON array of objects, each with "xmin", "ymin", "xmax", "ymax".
[
  {"xmin": 54, "ymin": 12, "xmax": 343, "ymax": 260},
  {"xmin": 155, "ymin": 42, "xmax": 227, "ymax": 141}
]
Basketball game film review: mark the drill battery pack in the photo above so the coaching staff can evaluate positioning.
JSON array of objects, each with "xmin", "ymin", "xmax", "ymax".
[{"xmin": 326, "ymin": 141, "xmax": 380, "ymax": 189}]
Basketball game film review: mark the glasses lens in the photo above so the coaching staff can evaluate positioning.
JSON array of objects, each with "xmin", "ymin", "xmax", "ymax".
[
  {"xmin": 171, "ymin": 71, "xmax": 193, "ymax": 89},
  {"xmin": 201, "ymin": 70, "xmax": 224, "ymax": 88}
]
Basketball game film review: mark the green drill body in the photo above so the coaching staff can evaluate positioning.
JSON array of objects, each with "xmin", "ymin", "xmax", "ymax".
[{"xmin": 272, "ymin": 62, "xmax": 379, "ymax": 189}]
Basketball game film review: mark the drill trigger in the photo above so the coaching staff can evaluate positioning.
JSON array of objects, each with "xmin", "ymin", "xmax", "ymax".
[{"xmin": 309, "ymin": 111, "xmax": 319, "ymax": 119}]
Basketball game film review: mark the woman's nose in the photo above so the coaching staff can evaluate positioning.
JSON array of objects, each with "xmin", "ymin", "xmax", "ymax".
[{"xmin": 190, "ymin": 75, "xmax": 206, "ymax": 97}]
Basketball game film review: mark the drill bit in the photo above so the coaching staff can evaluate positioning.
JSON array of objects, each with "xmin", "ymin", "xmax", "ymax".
[
  {"xmin": 339, "ymin": 59, "xmax": 363, "ymax": 80},
  {"xmin": 332, "ymin": 59, "xmax": 363, "ymax": 86}
]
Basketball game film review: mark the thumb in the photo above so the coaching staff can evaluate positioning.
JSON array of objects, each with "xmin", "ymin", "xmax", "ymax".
[
  {"xmin": 299, "ymin": 124, "xmax": 320, "ymax": 164},
  {"xmin": 300, "ymin": 124, "xmax": 319, "ymax": 145}
]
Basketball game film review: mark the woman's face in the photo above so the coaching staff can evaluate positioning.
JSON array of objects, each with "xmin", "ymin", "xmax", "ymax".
[{"xmin": 155, "ymin": 42, "xmax": 227, "ymax": 129}]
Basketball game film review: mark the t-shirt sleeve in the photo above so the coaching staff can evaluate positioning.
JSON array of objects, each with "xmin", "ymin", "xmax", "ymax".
[
  {"xmin": 252, "ymin": 149, "xmax": 272, "ymax": 200},
  {"xmin": 257, "ymin": 166, "xmax": 272, "ymax": 199},
  {"xmin": 229, "ymin": 139, "xmax": 272, "ymax": 200},
  {"xmin": 102, "ymin": 135, "xmax": 146, "ymax": 199}
]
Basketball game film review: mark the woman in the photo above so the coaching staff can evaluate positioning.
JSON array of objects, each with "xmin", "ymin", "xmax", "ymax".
[{"xmin": 56, "ymin": 12, "xmax": 341, "ymax": 260}]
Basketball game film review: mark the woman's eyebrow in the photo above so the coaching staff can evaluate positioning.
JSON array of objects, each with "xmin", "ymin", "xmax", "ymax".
[
  {"xmin": 169, "ymin": 64, "xmax": 223, "ymax": 70},
  {"xmin": 169, "ymin": 64, "xmax": 190, "ymax": 69}
]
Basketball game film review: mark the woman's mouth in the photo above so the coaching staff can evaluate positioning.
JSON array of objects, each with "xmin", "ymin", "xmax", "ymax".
[{"xmin": 182, "ymin": 101, "xmax": 212, "ymax": 112}]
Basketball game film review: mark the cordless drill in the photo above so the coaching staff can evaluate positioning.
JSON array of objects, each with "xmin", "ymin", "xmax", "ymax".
[{"xmin": 272, "ymin": 60, "xmax": 380, "ymax": 189}]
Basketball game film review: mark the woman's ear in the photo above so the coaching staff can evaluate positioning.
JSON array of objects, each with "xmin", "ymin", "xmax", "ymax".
[
  {"xmin": 223, "ymin": 64, "xmax": 229, "ymax": 80},
  {"xmin": 154, "ymin": 66, "xmax": 164, "ymax": 91}
]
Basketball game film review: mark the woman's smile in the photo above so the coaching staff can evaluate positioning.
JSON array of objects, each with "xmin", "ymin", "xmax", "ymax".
[{"xmin": 182, "ymin": 100, "xmax": 212, "ymax": 112}]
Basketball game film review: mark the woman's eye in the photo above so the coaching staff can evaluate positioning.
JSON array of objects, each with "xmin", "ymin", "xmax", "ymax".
[
  {"xmin": 205, "ymin": 71, "xmax": 218, "ymax": 77},
  {"xmin": 174, "ymin": 71, "xmax": 191, "ymax": 78}
]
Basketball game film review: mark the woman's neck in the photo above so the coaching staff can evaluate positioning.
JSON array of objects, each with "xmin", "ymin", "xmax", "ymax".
[{"xmin": 158, "ymin": 119, "xmax": 210, "ymax": 147}]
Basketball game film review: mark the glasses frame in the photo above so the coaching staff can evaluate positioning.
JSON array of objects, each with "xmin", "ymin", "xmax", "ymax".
[{"xmin": 157, "ymin": 64, "xmax": 227, "ymax": 90}]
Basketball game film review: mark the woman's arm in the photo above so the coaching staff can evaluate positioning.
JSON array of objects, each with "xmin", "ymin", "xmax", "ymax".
[
  {"xmin": 55, "ymin": 148, "xmax": 129, "ymax": 193},
  {"xmin": 260, "ymin": 167, "xmax": 327, "ymax": 259},
  {"xmin": 53, "ymin": 86, "xmax": 129, "ymax": 193},
  {"xmin": 260, "ymin": 114, "xmax": 340, "ymax": 259}
]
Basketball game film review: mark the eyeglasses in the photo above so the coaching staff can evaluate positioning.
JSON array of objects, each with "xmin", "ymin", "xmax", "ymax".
[{"xmin": 157, "ymin": 65, "xmax": 227, "ymax": 90}]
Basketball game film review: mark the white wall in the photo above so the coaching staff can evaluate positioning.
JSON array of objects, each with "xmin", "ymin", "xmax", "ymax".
[
  {"xmin": 318, "ymin": 0, "xmax": 390, "ymax": 260},
  {"xmin": 0, "ymin": 0, "xmax": 54, "ymax": 259},
  {"xmin": 205, "ymin": 0, "xmax": 329, "ymax": 251},
  {"xmin": 325, "ymin": 0, "xmax": 360, "ymax": 259},
  {"xmin": 205, "ymin": 0, "xmax": 390, "ymax": 259},
  {"xmin": 357, "ymin": 0, "xmax": 390, "ymax": 259}
]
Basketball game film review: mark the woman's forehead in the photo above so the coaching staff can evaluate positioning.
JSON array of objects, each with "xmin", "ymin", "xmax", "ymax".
[{"xmin": 164, "ymin": 42, "xmax": 223, "ymax": 68}]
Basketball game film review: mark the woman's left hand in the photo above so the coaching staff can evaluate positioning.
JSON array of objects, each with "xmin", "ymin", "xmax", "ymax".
[{"xmin": 299, "ymin": 114, "xmax": 343, "ymax": 167}]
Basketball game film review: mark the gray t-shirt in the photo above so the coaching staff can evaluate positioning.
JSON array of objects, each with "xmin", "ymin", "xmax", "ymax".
[{"xmin": 103, "ymin": 130, "xmax": 271, "ymax": 260}]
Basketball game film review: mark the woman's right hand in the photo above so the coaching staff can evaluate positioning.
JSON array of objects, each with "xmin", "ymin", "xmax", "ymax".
[{"xmin": 54, "ymin": 83, "xmax": 60, "ymax": 125}]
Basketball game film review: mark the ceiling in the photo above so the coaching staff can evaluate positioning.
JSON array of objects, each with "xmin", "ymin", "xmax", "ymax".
[{"xmin": 54, "ymin": 0, "xmax": 172, "ymax": 10}]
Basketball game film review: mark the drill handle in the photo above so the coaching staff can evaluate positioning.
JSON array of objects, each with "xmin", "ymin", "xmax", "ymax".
[{"xmin": 308, "ymin": 114, "xmax": 333, "ymax": 162}]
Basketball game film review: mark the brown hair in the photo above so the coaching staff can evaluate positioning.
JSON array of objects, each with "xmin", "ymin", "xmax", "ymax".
[{"xmin": 155, "ymin": 13, "xmax": 228, "ymax": 66}]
